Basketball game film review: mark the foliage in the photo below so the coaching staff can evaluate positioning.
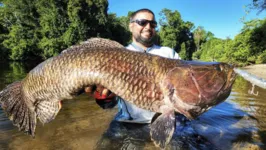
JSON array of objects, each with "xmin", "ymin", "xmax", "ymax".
[
  {"xmin": 3, "ymin": 25, "xmax": 41, "ymax": 60},
  {"xmin": 192, "ymin": 50, "xmax": 202, "ymax": 60},
  {"xmin": 0, "ymin": 0, "xmax": 110, "ymax": 60},
  {"xmin": 158, "ymin": 8, "xmax": 196, "ymax": 60},
  {"xmin": 256, "ymin": 50, "xmax": 266, "ymax": 63},
  {"xmin": 37, "ymin": 0, "xmax": 110, "ymax": 59},
  {"xmin": 106, "ymin": 13, "xmax": 131, "ymax": 46},
  {"xmin": 246, "ymin": 0, "xmax": 266, "ymax": 14},
  {"xmin": 179, "ymin": 42, "xmax": 186, "ymax": 59},
  {"xmin": 249, "ymin": 19, "xmax": 266, "ymax": 57},
  {"xmin": 193, "ymin": 26, "xmax": 214, "ymax": 51},
  {"xmin": 195, "ymin": 18, "xmax": 266, "ymax": 66},
  {"xmin": 0, "ymin": 5, "xmax": 8, "ymax": 61},
  {"xmin": 36, "ymin": 0, "xmax": 69, "ymax": 59},
  {"xmin": 199, "ymin": 38, "xmax": 224, "ymax": 61},
  {"xmin": 0, "ymin": 1, "xmax": 265, "ymax": 65},
  {"xmin": 1, "ymin": 0, "xmax": 41, "ymax": 60}
]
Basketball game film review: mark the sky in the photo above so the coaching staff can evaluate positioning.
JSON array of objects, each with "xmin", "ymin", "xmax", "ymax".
[{"xmin": 108, "ymin": 0, "xmax": 266, "ymax": 39}]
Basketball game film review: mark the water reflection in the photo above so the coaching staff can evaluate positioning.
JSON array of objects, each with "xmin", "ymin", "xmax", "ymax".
[
  {"xmin": 0, "ymin": 62, "xmax": 266, "ymax": 150},
  {"xmin": 95, "ymin": 114, "xmax": 218, "ymax": 150}
]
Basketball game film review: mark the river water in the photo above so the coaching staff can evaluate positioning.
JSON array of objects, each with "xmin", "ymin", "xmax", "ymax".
[{"xmin": 0, "ymin": 61, "xmax": 265, "ymax": 150}]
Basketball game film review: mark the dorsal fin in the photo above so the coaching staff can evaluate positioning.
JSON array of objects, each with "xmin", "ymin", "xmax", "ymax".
[
  {"xmin": 61, "ymin": 38, "xmax": 124, "ymax": 53},
  {"xmin": 83, "ymin": 38, "xmax": 124, "ymax": 48}
]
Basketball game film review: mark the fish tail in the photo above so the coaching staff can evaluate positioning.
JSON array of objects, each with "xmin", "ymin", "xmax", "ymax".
[{"xmin": 0, "ymin": 81, "xmax": 37, "ymax": 136}]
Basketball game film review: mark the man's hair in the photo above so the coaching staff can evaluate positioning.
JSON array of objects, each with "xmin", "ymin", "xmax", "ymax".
[{"xmin": 130, "ymin": 8, "xmax": 156, "ymax": 21}]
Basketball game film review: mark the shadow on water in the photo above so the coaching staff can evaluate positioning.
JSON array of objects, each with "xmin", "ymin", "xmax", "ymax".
[
  {"xmin": 192, "ymin": 101, "xmax": 259, "ymax": 150},
  {"xmin": 95, "ymin": 101, "xmax": 261, "ymax": 150},
  {"xmin": 95, "ymin": 114, "xmax": 217, "ymax": 150},
  {"xmin": 0, "ymin": 62, "xmax": 266, "ymax": 150}
]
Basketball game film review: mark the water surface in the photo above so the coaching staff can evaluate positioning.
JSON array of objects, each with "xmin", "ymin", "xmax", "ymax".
[{"xmin": 0, "ymin": 62, "xmax": 265, "ymax": 150}]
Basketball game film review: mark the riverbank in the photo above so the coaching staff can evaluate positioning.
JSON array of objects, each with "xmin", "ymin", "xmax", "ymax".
[{"xmin": 241, "ymin": 64, "xmax": 266, "ymax": 80}]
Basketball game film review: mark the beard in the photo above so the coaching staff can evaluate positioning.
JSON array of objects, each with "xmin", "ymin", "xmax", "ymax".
[{"xmin": 134, "ymin": 31, "xmax": 156, "ymax": 47}]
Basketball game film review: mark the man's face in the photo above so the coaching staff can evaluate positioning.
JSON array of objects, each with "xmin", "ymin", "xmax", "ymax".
[{"xmin": 129, "ymin": 12, "xmax": 157, "ymax": 47}]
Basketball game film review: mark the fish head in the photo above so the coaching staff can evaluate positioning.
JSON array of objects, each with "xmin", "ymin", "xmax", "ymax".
[{"xmin": 163, "ymin": 61, "xmax": 236, "ymax": 119}]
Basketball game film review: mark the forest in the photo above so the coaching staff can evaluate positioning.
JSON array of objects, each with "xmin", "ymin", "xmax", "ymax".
[{"xmin": 0, "ymin": 0, "xmax": 265, "ymax": 66}]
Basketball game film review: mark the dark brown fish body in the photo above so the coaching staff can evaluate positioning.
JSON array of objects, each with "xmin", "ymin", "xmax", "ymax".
[{"xmin": 0, "ymin": 38, "xmax": 236, "ymax": 148}]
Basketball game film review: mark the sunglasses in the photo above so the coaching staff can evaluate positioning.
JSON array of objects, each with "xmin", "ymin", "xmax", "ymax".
[{"xmin": 130, "ymin": 19, "xmax": 157, "ymax": 28}]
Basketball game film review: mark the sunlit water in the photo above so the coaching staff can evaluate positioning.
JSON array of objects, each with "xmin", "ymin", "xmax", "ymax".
[{"xmin": 0, "ymin": 62, "xmax": 265, "ymax": 150}]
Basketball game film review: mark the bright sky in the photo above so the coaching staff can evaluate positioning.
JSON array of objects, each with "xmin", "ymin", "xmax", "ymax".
[{"xmin": 108, "ymin": 0, "xmax": 266, "ymax": 39}]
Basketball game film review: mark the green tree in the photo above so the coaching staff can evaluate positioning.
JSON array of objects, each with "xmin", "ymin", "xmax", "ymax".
[
  {"xmin": 0, "ymin": 0, "xmax": 110, "ymax": 60},
  {"xmin": 0, "ymin": 2, "xmax": 9, "ymax": 61},
  {"xmin": 106, "ymin": 13, "xmax": 131, "ymax": 46},
  {"xmin": 249, "ymin": 0, "xmax": 266, "ymax": 14},
  {"xmin": 36, "ymin": 0, "xmax": 69, "ymax": 59},
  {"xmin": 193, "ymin": 26, "xmax": 214, "ymax": 51},
  {"xmin": 158, "ymin": 8, "xmax": 195, "ymax": 60},
  {"xmin": 37, "ymin": 0, "xmax": 109, "ymax": 59},
  {"xmin": 248, "ymin": 19, "xmax": 266, "ymax": 63},
  {"xmin": 196, "ymin": 18, "xmax": 266, "ymax": 65},
  {"xmin": 179, "ymin": 42, "xmax": 186, "ymax": 59},
  {"xmin": 228, "ymin": 19, "xmax": 266, "ymax": 65},
  {"xmin": 199, "ymin": 38, "xmax": 225, "ymax": 62},
  {"xmin": 159, "ymin": 9, "xmax": 182, "ymax": 50},
  {"xmin": 63, "ymin": 0, "xmax": 109, "ymax": 43},
  {"xmin": 193, "ymin": 26, "xmax": 205, "ymax": 51},
  {"xmin": 180, "ymin": 21, "xmax": 196, "ymax": 60},
  {"xmin": 1, "ymin": 0, "xmax": 41, "ymax": 60}
]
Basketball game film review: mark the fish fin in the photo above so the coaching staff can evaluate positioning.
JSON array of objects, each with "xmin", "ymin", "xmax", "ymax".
[
  {"xmin": 36, "ymin": 100, "xmax": 61, "ymax": 124},
  {"xmin": 0, "ymin": 81, "xmax": 37, "ymax": 136},
  {"xmin": 62, "ymin": 38, "xmax": 124, "ymax": 53},
  {"xmin": 150, "ymin": 109, "xmax": 175, "ymax": 149}
]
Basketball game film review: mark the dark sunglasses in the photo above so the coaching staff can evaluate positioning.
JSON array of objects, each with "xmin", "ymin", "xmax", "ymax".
[{"xmin": 130, "ymin": 19, "xmax": 157, "ymax": 28}]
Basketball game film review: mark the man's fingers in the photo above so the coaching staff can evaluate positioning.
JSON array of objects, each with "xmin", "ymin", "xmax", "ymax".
[
  {"xmin": 85, "ymin": 85, "xmax": 114, "ymax": 99},
  {"xmin": 102, "ymin": 89, "xmax": 110, "ymax": 96},
  {"xmin": 96, "ymin": 84, "xmax": 104, "ymax": 92},
  {"xmin": 85, "ymin": 85, "xmax": 94, "ymax": 93}
]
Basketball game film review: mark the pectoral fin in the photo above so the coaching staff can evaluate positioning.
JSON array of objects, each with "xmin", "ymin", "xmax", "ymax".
[
  {"xmin": 35, "ymin": 100, "xmax": 62, "ymax": 124},
  {"xmin": 150, "ymin": 108, "xmax": 175, "ymax": 149}
]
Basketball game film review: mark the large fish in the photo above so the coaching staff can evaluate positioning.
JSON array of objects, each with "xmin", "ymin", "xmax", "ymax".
[{"xmin": 0, "ymin": 38, "xmax": 236, "ymax": 148}]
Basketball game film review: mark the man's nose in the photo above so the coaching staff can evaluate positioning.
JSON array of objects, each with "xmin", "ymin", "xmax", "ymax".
[{"xmin": 144, "ymin": 22, "xmax": 152, "ymax": 29}]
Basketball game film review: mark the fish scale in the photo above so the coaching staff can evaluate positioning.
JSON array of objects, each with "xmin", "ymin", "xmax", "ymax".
[{"xmin": 65, "ymin": 48, "xmax": 163, "ymax": 109}]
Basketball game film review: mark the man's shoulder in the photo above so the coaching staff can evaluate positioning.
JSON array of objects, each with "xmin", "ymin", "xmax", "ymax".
[
  {"xmin": 153, "ymin": 45, "xmax": 173, "ymax": 51},
  {"xmin": 152, "ymin": 45, "xmax": 176, "ymax": 54},
  {"xmin": 125, "ymin": 44, "xmax": 132, "ymax": 49},
  {"xmin": 152, "ymin": 45, "xmax": 180, "ymax": 59},
  {"xmin": 125, "ymin": 44, "xmax": 139, "ymax": 51}
]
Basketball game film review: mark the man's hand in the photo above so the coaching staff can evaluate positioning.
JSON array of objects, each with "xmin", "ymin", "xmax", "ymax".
[{"xmin": 85, "ymin": 84, "xmax": 115, "ymax": 99}]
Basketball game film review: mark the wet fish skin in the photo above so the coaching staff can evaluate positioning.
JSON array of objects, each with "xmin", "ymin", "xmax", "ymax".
[
  {"xmin": 0, "ymin": 38, "xmax": 236, "ymax": 149},
  {"xmin": 24, "ymin": 46, "xmax": 171, "ymax": 108}
]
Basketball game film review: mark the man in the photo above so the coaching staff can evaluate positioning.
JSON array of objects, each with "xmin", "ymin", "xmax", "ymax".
[
  {"xmin": 93, "ymin": 8, "xmax": 180, "ymax": 123},
  {"xmin": 94, "ymin": 8, "xmax": 182, "ymax": 149}
]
